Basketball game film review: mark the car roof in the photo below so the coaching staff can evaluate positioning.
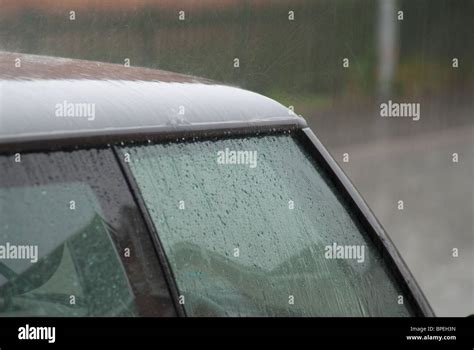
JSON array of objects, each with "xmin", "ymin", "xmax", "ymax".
[{"xmin": 0, "ymin": 52, "xmax": 306, "ymax": 150}]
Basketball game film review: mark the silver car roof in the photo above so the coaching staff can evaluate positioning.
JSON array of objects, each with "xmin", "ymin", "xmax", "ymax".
[{"xmin": 0, "ymin": 52, "xmax": 306, "ymax": 147}]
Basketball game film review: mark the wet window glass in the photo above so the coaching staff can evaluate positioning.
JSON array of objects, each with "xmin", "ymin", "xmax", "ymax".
[
  {"xmin": 0, "ymin": 149, "xmax": 176, "ymax": 317},
  {"xmin": 123, "ymin": 134, "xmax": 414, "ymax": 316}
]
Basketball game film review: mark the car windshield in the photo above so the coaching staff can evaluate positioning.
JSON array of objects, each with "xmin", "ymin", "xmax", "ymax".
[{"xmin": 122, "ymin": 132, "xmax": 415, "ymax": 316}]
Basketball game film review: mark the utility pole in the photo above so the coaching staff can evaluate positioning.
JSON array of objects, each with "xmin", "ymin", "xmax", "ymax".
[{"xmin": 377, "ymin": 0, "xmax": 399, "ymax": 100}]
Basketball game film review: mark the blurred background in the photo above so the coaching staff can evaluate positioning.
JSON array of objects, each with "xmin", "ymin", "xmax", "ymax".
[{"xmin": 0, "ymin": 0, "xmax": 472, "ymax": 316}]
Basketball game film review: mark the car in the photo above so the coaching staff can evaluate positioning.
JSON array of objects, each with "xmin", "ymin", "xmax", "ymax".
[{"xmin": 0, "ymin": 51, "xmax": 434, "ymax": 317}]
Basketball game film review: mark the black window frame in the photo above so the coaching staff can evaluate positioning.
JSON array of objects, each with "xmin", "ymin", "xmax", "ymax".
[{"xmin": 298, "ymin": 128, "xmax": 434, "ymax": 317}]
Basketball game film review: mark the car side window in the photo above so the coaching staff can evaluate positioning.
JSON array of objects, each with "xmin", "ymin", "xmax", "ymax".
[
  {"xmin": 0, "ymin": 149, "xmax": 176, "ymax": 317},
  {"xmin": 122, "ymin": 133, "xmax": 415, "ymax": 317}
]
